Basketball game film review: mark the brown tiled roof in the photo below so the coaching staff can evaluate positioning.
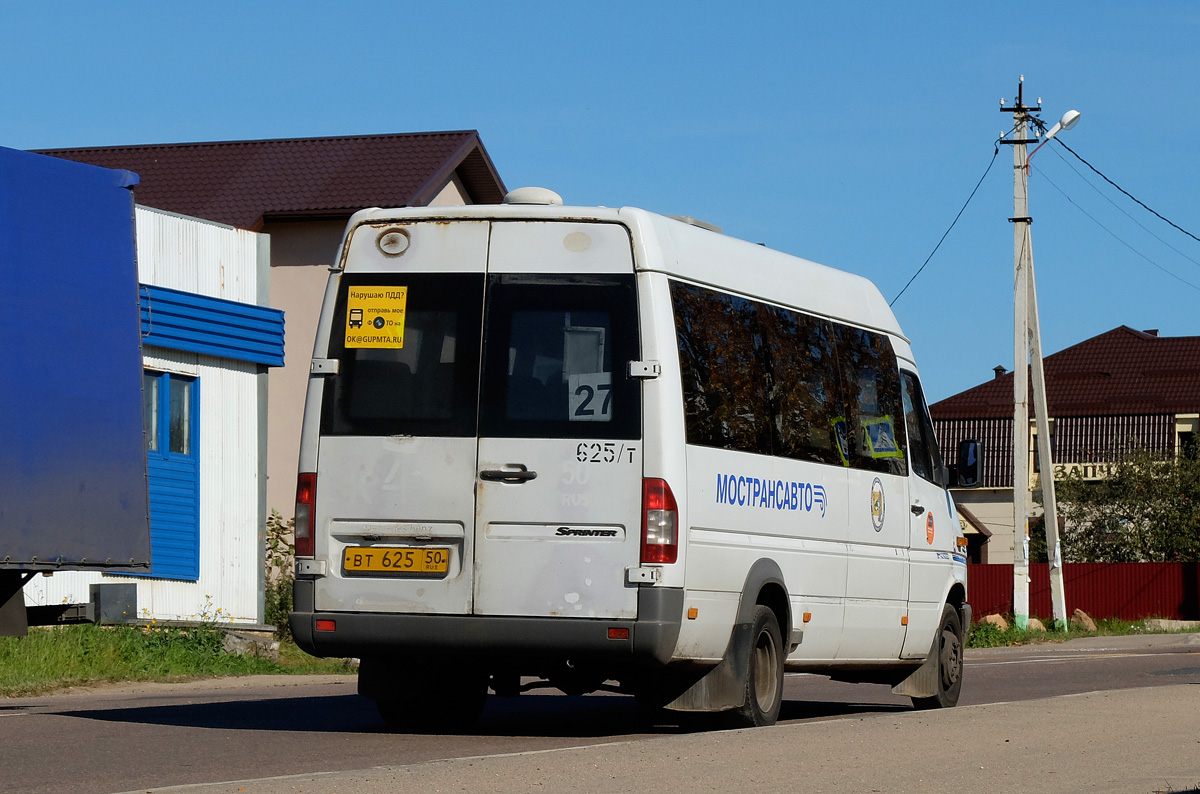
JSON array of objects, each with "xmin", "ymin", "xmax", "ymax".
[
  {"xmin": 931, "ymin": 326, "xmax": 1200, "ymax": 419},
  {"xmin": 34, "ymin": 131, "xmax": 506, "ymax": 230}
]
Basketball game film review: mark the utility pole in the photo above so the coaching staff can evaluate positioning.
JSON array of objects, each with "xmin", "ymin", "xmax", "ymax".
[{"xmin": 1000, "ymin": 76, "xmax": 1074, "ymax": 630}]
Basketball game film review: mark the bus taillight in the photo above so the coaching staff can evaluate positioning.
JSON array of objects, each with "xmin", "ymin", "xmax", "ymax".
[
  {"xmin": 295, "ymin": 472, "xmax": 316, "ymax": 558},
  {"xmin": 642, "ymin": 478, "xmax": 678, "ymax": 564}
]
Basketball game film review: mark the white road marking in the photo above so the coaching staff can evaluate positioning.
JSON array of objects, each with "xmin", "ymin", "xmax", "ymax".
[{"xmin": 971, "ymin": 652, "xmax": 1165, "ymax": 666}]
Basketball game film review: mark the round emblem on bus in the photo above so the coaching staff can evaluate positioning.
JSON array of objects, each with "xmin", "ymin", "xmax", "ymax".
[
  {"xmin": 376, "ymin": 227, "xmax": 411, "ymax": 256},
  {"xmin": 563, "ymin": 231, "xmax": 592, "ymax": 252},
  {"xmin": 870, "ymin": 478, "xmax": 885, "ymax": 531}
]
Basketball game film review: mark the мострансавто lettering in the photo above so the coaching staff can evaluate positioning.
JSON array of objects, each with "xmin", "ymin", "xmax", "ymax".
[{"xmin": 715, "ymin": 473, "xmax": 827, "ymax": 517}]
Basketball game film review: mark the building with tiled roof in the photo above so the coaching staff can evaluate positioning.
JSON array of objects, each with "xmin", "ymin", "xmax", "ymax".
[
  {"xmin": 931, "ymin": 326, "xmax": 1200, "ymax": 563},
  {"xmin": 37, "ymin": 131, "xmax": 506, "ymax": 229},
  {"xmin": 40, "ymin": 132, "xmax": 507, "ymax": 519}
]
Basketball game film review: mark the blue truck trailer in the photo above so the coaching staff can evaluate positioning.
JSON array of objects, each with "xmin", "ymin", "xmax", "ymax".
[{"xmin": 0, "ymin": 145, "xmax": 151, "ymax": 636}]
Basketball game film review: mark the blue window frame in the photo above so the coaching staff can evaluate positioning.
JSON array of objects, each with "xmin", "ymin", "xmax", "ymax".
[{"xmin": 139, "ymin": 371, "xmax": 200, "ymax": 581}]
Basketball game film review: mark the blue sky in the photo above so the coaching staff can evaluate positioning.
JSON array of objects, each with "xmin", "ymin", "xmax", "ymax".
[{"xmin": 3, "ymin": 2, "xmax": 1198, "ymax": 401}]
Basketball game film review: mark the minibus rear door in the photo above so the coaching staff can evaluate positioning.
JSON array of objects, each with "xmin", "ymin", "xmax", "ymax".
[
  {"xmin": 473, "ymin": 221, "xmax": 643, "ymax": 619},
  {"xmin": 314, "ymin": 221, "xmax": 489, "ymax": 616}
]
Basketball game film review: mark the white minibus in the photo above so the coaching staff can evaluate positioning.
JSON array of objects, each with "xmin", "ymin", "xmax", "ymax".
[{"xmin": 290, "ymin": 188, "xmax": 981, "ymax": 730}]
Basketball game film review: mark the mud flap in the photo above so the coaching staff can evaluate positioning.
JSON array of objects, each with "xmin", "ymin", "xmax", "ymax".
[
  {"xmin": 663, "ymin": 560, "xmax": 796, "ymax": 713},
  {"xmin": 892, "ymin": 603, "xmax": 971, "ymax": 698},
  {"xmin": 0, "ymin": 572, "xmax": 33, "ymax": 638},
  {"xmin": 890, "ymin": 643, "xmax": 939, "ymax": 698},
  {"xmin": 664, "ymin": 622, "xmax": 753, "ymax": 712}
]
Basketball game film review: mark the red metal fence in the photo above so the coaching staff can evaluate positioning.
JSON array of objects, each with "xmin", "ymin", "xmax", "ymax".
[{"xmin": 967, "ymin": 562, "xmax": 1200, "ymax": 622}]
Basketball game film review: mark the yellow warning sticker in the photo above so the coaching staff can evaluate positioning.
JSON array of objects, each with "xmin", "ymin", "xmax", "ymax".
[{"xmin": 345, "ymin": 287, "xmax": 407, "ymax": 348}]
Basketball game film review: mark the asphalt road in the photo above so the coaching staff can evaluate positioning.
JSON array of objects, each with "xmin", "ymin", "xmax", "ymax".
[{"xmin": 2, "ymin": 633, "xmax": 1198, "ymax": 794}]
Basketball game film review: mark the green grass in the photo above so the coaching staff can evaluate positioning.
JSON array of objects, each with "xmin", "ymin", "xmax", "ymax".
[
  {"xmin": 0, "ymin": 624, "xmax": 354, "ymax": 697},
  {"xmin": 967, "ymin": 617, "xmax": 1196, "ymax": 648}
]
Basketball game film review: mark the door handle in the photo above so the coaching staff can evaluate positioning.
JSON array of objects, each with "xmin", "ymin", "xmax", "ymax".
[
  {"xmin": 910, "ymin": 504, "xmax": 926, "ymax": 516},
  {"xmin": 480, "ymin": 465, "xmax": 537, "ymax": 484}
]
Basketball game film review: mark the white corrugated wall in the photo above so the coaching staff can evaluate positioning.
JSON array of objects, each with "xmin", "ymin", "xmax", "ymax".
[
  {"xmin": 24, "ymin": 208, "xmax": 268, "ymax": 624},
  {"xmin": 133, "ymin": 206, "xmax": 259, "ymax": 302}
]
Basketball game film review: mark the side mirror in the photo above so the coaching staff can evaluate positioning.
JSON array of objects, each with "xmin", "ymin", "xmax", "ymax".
[{"xmin": 954, "ymin": 439, "xmax": 984, "ymax": 488}]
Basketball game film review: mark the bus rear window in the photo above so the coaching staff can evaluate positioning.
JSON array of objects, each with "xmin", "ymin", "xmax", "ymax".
[
  {"xmin": 321, "ymin": 273, "xmax": 484, "ymax": 437},
  {"xmin": 479, "ymin": 274, "xmax": 640, "ymax": 440}
]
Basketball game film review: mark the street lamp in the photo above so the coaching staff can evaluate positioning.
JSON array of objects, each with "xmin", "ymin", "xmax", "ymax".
[
  {"xmin": 1001, "ymin": 78, "xmax": 1080, "ymax": 631},
  {"xmin": 1027, "ymin": 109, "xmax": 1082, "ymax": 169}
]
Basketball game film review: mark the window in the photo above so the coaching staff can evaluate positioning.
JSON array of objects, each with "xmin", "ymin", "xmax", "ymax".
[
  {"xmin": 322, "ymin": 273, "xmax": 485, "ymax": 438},
  {"xmin": 834, "ymin": 326, "xmax": 907, "ymax": 476},
  {"xmin": 479, "ymin": 274, "xmax": 640, "ymax": 439},
  {"xmin": 323, "ymin": 273, "xmax": 639, "ymax": 441},
  {"xmin": 759, "ymin": 304, "xmax": 844, "ymax": 465},
  {"xmin": 143, "ymin": 372, "xmax": 159, "ymax": 452},
  {"xmin": 901, "ymin": 371, "xmax": 945, "ymax": 486},
  {"xmin": 1032, "ymin": 422, "xmax": 1055, "ymax": 474},
  {"xmin": 670, "ymin": 279, "xmax": 908, "ymax": 475},
  {"xmin": 169, "ymin": 376, "xmax": 191, "ymax": 454},
  {"xmin": 671, "ymin": 281, "xmax": 772, "ymax": 454},
  {"xmin": 143, "ymin": 371, "xmax": 195, "ymax": 459},
  {"xmin": 1181, "ymin": 431, "xmax": 1198, "ymax": 460},
  {"xmin": 141, "ymin": 371, "xmax": 199, "ymax": 581}
]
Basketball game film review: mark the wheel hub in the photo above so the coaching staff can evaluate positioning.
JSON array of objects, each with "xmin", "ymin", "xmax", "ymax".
[
  {"xmin": 939, "ymin": 628, "xmax": 961, "ymax": 689},
  {"xmin": 753, "ymin": 630, "xmax": 780, "ymax": 710}
]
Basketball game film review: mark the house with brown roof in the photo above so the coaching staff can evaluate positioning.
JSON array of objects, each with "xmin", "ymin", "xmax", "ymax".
[
  {"xmin": 40, "ymin": 132, "xmax": 506, "ymax": 519},
  {"xmin": 931, "ymin": 326, "xmax": 1200, "ymax": 563}
]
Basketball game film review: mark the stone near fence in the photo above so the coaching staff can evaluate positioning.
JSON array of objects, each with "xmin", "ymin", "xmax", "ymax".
[
  {"xmin": 222, "ymin": 629, "xmax": 280, "ymax": 662},
  {"xmin": 1070, "ymin": 608, "xmax": 1098, "ymax": 632},
  {"xmin": 1027, "ymin": 618, "xmax": 1047, "ymax": 632},
  {"xmin": 983, "ymin": 614, "xmax": 1009, "ymax": 631}
]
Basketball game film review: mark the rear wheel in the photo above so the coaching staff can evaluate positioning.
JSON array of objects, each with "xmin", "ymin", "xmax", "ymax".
[
  {"xmin": 375, "ymin": 677, "xmax": 487, "ymax": 733},
  {"xmin": 911, "ymin": 603, "xmax": 963, "ymax": 710},
  {"xmin": 363, "ymin": 659, "xmax": 488, "ymax": 733},
  {"xmin": 727, "ymin": 605, "xmax": 785, "ymax": 727}
]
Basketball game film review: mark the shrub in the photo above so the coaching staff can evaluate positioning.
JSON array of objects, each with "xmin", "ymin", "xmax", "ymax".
[{"xmin": 264, "ymin": 509, "xmax": 295, "ymax": 641}]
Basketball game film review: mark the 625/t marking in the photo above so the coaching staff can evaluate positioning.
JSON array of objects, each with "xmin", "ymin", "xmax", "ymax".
[{"xmin": 576, "ymin": 442, "xmax": 637, "ymax": 464}]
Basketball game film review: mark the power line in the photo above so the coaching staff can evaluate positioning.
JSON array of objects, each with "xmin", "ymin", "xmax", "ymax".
[
  {"xmin": 890, "ymin": 143, "xmax": 1000, "ymax": 306},
  {"xmin": 1035, "ymin": 164, "xmax": 1200, "ymax": 293},
  {"xmin": 1052, "ymin": 138, "xmax": 1200, "ymax": 246},
  {"xmin": 1045, "ymin": 145, "xmax": 1200, "ymax": 270}
]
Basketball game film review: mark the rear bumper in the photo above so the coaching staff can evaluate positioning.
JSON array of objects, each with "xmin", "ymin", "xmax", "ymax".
[{"xmin": 289, "ymin": 580, "xmax": 684, "ymax": 668}]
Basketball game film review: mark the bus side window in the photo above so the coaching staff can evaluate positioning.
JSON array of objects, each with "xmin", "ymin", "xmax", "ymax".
[
  {"xmin": 901, "ymin": 371, "xmax": 946, "ymax": 487},
  {"xmin": 833, "ymin": 326, "xmax": 908, "ymax": 477},
  {"xmin": 670, "ymin": 281, "xmax": 773, "ymax": 456},
  {"xmin": 757, "ymin": 305, "xmax": 844, "ymax": 466},
  {"xmin": 671, "ymin": 279, "xmax": 914, "ymax": 476}
]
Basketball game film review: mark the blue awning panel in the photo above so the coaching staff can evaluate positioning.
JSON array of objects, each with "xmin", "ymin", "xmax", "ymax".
[{"xmin": 140, "ymin": 284, "xmax": 285, "ymax": 367}]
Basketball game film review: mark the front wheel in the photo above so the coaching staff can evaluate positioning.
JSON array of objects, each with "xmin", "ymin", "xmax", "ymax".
[
  {"xmin": 727, "ymin": 605, "xmax": 785, "ymax": 727},
  {"xmin": 911, "ymin": 603, "xmax": 963, "ymax": 710}
]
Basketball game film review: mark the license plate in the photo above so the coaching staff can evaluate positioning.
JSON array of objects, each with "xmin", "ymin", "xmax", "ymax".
[{"xmin": 342, "ymin": 546, "xmax": 450, "ymax": 577}]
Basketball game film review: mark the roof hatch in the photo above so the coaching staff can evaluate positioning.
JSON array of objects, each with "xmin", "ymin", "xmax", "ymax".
[{"xmin": 503, "ymin": 187, "xmax": 563, "ymax": 206}]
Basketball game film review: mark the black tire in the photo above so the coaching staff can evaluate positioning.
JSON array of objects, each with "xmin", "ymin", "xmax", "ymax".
[
  {"xmin": 728, "ymin": 605, "xmax": 785, "ymax": 727},
  {"xmin": 375, "ymin": 672, "xmax": 488, "ymax": 733},
  {"xmin": 911, "ymin": 603, "xmax": 964, "ymax": 710}
]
